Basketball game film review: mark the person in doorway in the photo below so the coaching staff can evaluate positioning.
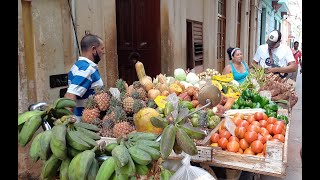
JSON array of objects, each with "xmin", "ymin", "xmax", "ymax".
[
  {"xmin": 252, "ymin": 30, "xmax": 297, "ymax": 78},
  {"xmin": 292, "ymin": 41, "xmax": 302, "ymax": 75},
  {"xmin": 222, "ymin": 47, "xmax": 249, "ymax": 84},
  {"xmin": 64, "ymin": 33, "xmax": 105, "ymax": 120}
]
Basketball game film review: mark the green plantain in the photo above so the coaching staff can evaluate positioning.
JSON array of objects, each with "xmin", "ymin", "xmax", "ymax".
[{"xmin": 18, "ymin": 114, "xmax": 43, "ymax": 146}]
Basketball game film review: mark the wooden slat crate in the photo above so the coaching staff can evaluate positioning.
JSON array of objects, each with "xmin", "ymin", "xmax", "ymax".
[{"xmin": 198, "ymin": 109, "xmax": 290, "ymax": 178}]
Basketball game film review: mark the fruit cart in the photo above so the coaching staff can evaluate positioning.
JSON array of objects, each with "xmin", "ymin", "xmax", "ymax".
[{"xmin": 166, "ymin": 108, "xmax": 290, "ymax": 178}]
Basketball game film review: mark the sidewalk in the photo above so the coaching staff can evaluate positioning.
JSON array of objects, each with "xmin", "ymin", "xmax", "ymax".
[{"xmin": 260, "ymin": 68, "xmax": 302, "ymax": 180}]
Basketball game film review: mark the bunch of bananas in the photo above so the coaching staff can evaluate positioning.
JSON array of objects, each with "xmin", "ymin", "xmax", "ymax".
[
  {"xmin": 96, "ymin": 132, "xmax": 162, "ymax": 179},
  {"xmin": 29, "ymin": 117, "xmax": 101, "ymax": 179},
  {"xmin": 150, "ymin": 104, "xmax": 206, "ymax": 159},
  {"xmin": 18, "ymin": 98, "xmax": 76, "ymax": 147}
]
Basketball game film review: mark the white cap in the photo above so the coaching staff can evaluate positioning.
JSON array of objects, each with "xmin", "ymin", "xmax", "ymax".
[{"xmin": 266, "ymin": 30, "xmax": 281, "ymax": 45}]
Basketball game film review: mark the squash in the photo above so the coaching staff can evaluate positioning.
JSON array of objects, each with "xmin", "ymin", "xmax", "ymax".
[{"xmin": 135, "ymin": 61, "xmax": 146, "ymax": 81}]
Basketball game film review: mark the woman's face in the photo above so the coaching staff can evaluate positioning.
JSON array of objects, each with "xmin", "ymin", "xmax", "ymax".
[{"xmin": 233, "ymin": 50, "xmax": 242, "ymax": 63}]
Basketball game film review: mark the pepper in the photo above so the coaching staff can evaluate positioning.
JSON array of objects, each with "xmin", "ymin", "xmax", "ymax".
[
  {"xmin": 235, "ymin": 97, "xmax": 245, "ymax": 107},
  {"xmin": 252, "ymin": 93, "xmax": 262, "ymax": 103},
  {"xmin": 241, "ymin": 89, "xmax": 252, "ymax": 100},
  {"xmin": 259, "ymin": 97, "xmax": 270, "ymax": 108},
  {"xmin": 254, "ymin": 102, "xmax": 261, "ymax": 108},
  {"xmin": 231, "ymin": 104, "xmax": 239, "ymax": 109},
  {"xmin": 244, "ymin": 100, "xmax": 253, "ymax": 108},
  {"xmin": 277, "ymin": 114, "xmax": 289, "ymax": 124},
  {"xmin": 264, "ymin": 103, "xmax": 279, "ymax": 112}
]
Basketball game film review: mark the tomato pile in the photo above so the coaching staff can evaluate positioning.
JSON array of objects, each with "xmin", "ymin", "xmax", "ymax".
[{"xmin": 210, "ymin": 112, "xmax": 286, "ymax": 157}]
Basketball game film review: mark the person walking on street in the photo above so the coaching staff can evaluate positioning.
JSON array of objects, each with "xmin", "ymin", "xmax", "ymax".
[
  {"xmin": 223, "ymin": 47, "xmax": 249, "ymax": 84},
  {"xmin": 64, "ymin": 33, "xmax": 105, "ymax": 121},
  {"xmin": 252, "ymin": 30, "xmax": 298, "ymax": 78},
  {"xmin": 292, "ymin": 41, "xmax": 302, "ymax": 75}
]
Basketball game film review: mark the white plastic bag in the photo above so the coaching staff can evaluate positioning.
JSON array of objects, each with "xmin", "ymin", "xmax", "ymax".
[{"xmin": 170, "ymin": 154, "xmax": 216, "ymax": 180}]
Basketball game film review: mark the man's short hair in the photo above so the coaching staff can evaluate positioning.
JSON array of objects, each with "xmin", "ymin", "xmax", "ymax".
[
  {"xmin": 80, "ymin": 34, "xmax": 102, "ymax": 52},
  {"xmin": 266, "ymin": 30, "xmax": 282, "ymax": 46},
  {"xmin": 294, "ymin": 41, "xmax": 299, "ymax": 45}
]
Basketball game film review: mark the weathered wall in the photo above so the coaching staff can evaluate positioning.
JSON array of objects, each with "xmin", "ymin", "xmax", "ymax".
[{"xmin": 186, "ymin": 0, "xmax": 203, "ymax": 22}]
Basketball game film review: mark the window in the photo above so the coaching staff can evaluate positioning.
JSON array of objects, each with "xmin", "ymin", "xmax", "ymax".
[{"xmin": 187, "ymin": 20, "xmax": 203, "ymax": 70}]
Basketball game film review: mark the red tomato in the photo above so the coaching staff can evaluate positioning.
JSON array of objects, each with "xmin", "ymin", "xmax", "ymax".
[
  {"xmin": 234, "ymin": 113, "xmax": 244, "ymax": 120},
  {"xmin": 264, "ymin": 134, "xmax": 273, "ymax": 141},
  {"xmin": 266, "ymin": 124, "xmax": 275, "ymax": 135},
  {"xmin": 219, "ymin": 129, "xmax": 231, "ymax": 139},
  {"xmin": 238, "ymin": 120, "xmax": 249, "ymax": 128},
  {"xmin": 251, "ymin": 121, "xmax": 261, "ymax": 127},
  {"xmin": 251, "ymin": 140, "xmax": 264, "ymax": 153},
  {"xmin": 256, "ymin": 153, "xmax": 265, "ymax": 157},
  {"xmin": 263, "ymin": 143, "xmax": 267, "ymax": 154},
  {"xmin": 273, "ymin": 134, "xmax": 285, "ymax": 143},
  {"xmin": 210, "ymin": 133, "xmax": 220, "ymax": 143},
  {"xmin": 259, "ymin": 120, "xmax": 268, "ymax": 128},
  {"xmin": 282, "ymin": 128, "xmax": 286, "ymax": 136},
  {"xmin": 232, "ymin": 117, "xmax": 243, "ymax": 126},
  {"xmin": 267, "ymin": 117, "xmax": 277, "ymax": 124},
  {"xmin": 227, "ymin": 141, "xmax": 240, "ymax": 152},
  {"xmin": 259, "ymin": 127, "xmax": 269, "ymax": 136},
  {"xmin": 270, "ymin": 138, "xmax": 281, "ymax": 142},
  {"xmin": 243, "ymin": 148, "xmax": 255, "ymax": 155},
  {"xmin": 218, "ymin": 137, "xmax": 228, "ymax": 150},
  {"xmin": 274, "ymin": 120, "xmax": 285, "ymax": 127},
  {"xmin": 254, "ymin": 112, "xmax": 264, "ymax": 121},
  {"xmin": 263, "ymin": 113, "xmax": 268, "ymax": 120},
  {"xmin": 257, "ymin": 134, "xmax": 267, "ymax": 144},
  {"xmin": 244, "ymin": 131, "xmax": 258, "ymax": 144},
  {"xmin": 235, "ymin": 127, "xmax": 247, "ymax": 139},
  {"xmin": 237, "ymin": 148, "xmax": 244, "ymax": 154},
  {"xmin": 228, "ymin": 136, "xmax": 240, "ymax": 142},
  {"xmin": 247, "ymin": 124, "xmax": 260, "ymax": 133},
  {"xmin": 218, "ymin": 122, "xmax": 226, "ymax": 133},
  {"xmin": 246, "ymin": 115, "xmax": 256, "ymax": 124},
  {"xmin": 239, "ymin": 138, "xmax": 250, "ymax": 150},
  {"xmin": 272, "ymin": 125, "xmax": 283, "ymax": 135}
]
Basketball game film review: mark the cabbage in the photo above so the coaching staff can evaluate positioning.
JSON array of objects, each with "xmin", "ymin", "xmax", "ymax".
[
  {"xmin": 174, "ymin": 68, "xmax": 186, "ymax": 81},
  {"xmin": 186, "ymin": 72, "xmax": 200, "ymax": 85},
  {"xmin": 166, "ymin": 76, "xmax": 176, "ymax": 85}
]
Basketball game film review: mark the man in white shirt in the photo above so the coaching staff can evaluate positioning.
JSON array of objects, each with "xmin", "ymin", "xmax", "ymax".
[{"xmin": 252, "ymin": 30, "xmax": 298, "ymax": 78}]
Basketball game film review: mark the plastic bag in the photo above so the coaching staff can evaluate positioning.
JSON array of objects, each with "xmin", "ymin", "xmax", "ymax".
[
  {"xmin": 170, "ymin": 154, "xmax": 217, "ymax": 180},
  {"xmin": 109, "ymin": 87, "xmax": 120, "ymax": 99}
]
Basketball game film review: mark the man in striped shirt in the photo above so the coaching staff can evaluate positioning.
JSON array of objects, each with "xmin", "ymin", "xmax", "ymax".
[{"xmin": 64, "ymin": 34, "xmax": 105, "ymax": 120}]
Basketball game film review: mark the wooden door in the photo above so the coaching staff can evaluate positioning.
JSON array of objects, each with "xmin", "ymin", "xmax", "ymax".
[
  {"xmin": 116, "ymin": 0, "xmax": 161, "ymax": 85},
  {"xmin": 217, "ymin": 0, "xmax": 226, "ymax": 73}
]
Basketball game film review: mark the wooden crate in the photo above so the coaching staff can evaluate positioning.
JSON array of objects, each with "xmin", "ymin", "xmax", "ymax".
[{"xmin": 198, "ymin": 109, "xmax": 290, "ymax": 178}]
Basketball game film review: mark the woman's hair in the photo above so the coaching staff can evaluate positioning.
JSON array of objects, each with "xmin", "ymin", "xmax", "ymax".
[{"xmin": 226, "ymin": 47, "xmax": 240, "ymax": 60}]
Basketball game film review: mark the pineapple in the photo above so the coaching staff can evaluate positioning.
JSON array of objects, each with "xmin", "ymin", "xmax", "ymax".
[
  {"xmin": 94, "ymin": 88, "xmax": 110, "ymax": 111},
  {"xmin": 91, "ymin": 117, "xmax": 102, "ymax": 128},
  {"xmin": 103, "ymin": 106, "xmax": 126, "ymax": 123},
  {"xmin": 109, "ymin": 96, "xmax": 122, "ymax": 108},
  {"xmin": 82, "ymin": 95, "xmax": 100, "ymax": 123},
  {"xmin": 100, "ymin": 120, "xmax": 115, "ymax": 137},
  {"xmin": 116, "ymin": 78, "xmax": 128, "ymax": 94},
  {"xmin": 122, "ymin": 96, "xmax": 135, "ymax": 114},
  {"xmin": 112, "ymin": 121, "xmax": 135, "ymax": 139}
]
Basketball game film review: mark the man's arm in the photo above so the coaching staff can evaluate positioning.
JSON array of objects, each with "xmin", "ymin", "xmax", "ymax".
[{"xmin": 267, "ymin": 61, "xmax": 298, "ymax": 73}]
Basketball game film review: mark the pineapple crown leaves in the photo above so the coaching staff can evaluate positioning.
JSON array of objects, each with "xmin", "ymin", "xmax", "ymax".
[
  {"xmin": 131, "ymin": 91, "xmax": 141, "ymax": 99},
  {"xmin": 102, "ymin": 119, "xmax": 115, "ymax": 129},
  {"xmin": 116, "ymin": 78, "xmax": 127, "ymax": 93},
  {"xmin": 110, "ymin": 96, "xmax": 123, "ymax": 107},
  {"xmin": 132, "ymin": 81, "xmax": 143, "ymax": 89},
  {"xmin": 133, "ymin": 99, "xmax": 146, "ymax": 114},
  {"xmin": 85, "ymin": 95, "xmax": 98, "ymax": 108}
]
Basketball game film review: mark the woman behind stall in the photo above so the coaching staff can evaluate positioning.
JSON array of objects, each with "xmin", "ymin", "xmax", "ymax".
[{"xmin": 222, "ymin": 47, "xmax": 249, "ymax": 84}]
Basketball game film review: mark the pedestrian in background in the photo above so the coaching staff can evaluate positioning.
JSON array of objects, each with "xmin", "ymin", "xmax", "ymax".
[
  {"xmin": 64, "ymin": 33, "xmax": 105, "ymax": 120},
  {"xmin": 292, "ymin": 41, "xmax": 302, "ymax": 75}
]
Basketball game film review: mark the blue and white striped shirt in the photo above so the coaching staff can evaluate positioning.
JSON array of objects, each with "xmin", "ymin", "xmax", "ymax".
[{"xmin": 67, "ymin": 57, "xmax": 104, "ymax": 119}]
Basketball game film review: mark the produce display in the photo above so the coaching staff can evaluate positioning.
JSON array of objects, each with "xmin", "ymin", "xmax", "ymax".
[
  {"xmin": 209, "ymin": 112, "xmax": 287, "ymax": 157},
  {"xmin": 18, "ymin": 61, "xmax": 298, "ymax": 179}
]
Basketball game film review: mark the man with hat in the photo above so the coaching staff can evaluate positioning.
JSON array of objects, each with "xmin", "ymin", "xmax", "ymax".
[{"xmin": 252, "ymin": 30, "xmax": 297, "ymax": 78}]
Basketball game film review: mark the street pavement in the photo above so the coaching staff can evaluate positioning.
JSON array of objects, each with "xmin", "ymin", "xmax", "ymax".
[{"xmin": 260, "ymin": 67, "xmax": 302, "ymax": 180}]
